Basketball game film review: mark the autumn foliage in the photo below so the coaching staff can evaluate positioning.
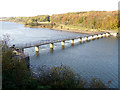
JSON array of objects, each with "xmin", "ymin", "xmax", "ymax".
[
  {"xmin": 3, "ymin": 11, "xmax": 119, "ymax": 30},
  {"xmin": 51, "ymin": 11, "xmax": 119, "ymax": 30}
]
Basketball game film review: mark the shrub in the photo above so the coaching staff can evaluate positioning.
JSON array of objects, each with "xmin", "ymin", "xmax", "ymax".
[
  {"xmin": 89, "ymin": 78, "xmax": 107, "ymax": 88},
  {"xmin": 31, "ymin": 65, "xmax": 108, "ymax": 88},
  {"xmin": 32, "ymin": 65, "xmax": 84, "ymax": 88},
  {"xmin": 2, "ymin": 36, "xmax": 31, "ymax": 89}
]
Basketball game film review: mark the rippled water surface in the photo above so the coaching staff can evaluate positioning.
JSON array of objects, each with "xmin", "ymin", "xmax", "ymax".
[{"xmin": 1, "ymin": 22, "xmax": 118, "ymax": 88}]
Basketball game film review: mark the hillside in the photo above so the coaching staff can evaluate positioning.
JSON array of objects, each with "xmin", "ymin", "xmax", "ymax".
[
  {"xmin": 2, "ymin": 11, "xmax": 119, "ymax": 32},
  {"xmin": 51, "ymin": 11, "xmax": 118, "ymax": 31}
]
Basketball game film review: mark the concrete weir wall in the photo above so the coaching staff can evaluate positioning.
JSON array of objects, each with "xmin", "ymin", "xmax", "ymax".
[
  {"xmin": 11, "ymin": 32, "xmax": 117, "ymax": 68},
  {"xmin": 15, "ymin": 32, "xmax": 117, "ymax": 54},
  {"xmin": 35, "ymin": 46, "xmax": 39, "ymax": 52}
]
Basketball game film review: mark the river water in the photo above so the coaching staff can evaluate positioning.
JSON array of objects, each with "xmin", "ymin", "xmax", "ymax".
[{"xmin": 1, "ymin": 22, "xmax": 118, "ymax": 88}]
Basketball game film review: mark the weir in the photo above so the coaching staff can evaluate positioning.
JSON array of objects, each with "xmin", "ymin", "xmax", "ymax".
[
  {"xmin": 50, "ymin": 43, "xmax": 53, "ymax": 49},
  {"xmin": 78, "ymin": 37, "xmax": 82, "ymax": 43},
  {"xmin": 90, "ymin": 35, "xmax": 94, "ymax": 40},
  {"xmin": 61, "ymin": 41, "xmax": 65, "ymax": 46},
  {"xmin": 61, "ymin": 41, "xmax": 65, "ymax": 49},
  {"xmin": 98, "ymin": 34, "xmax": 101, "ymax": 38},
  {"xmin": 71, "ymin": 39, "xmax": 74, "ymax": 46},
  {"xmin": 35, "ymin": 46, "xmax": 39, "ymax": 53},
  {"xmin": 14, "ymin": 32, "xmax": 117, "ymax": 54},
  {"xmin": 85, "ymin": 36, "xmax": 88, "ymax": 41}
]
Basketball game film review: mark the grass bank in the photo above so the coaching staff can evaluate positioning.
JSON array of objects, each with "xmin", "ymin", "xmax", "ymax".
[{"xmin": 24, "ymin": 22, "xmax": 118, "ymax": 34}]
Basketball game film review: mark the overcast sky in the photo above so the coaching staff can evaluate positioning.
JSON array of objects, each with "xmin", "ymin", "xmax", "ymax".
[{"xmin": 0, "ymin": 0, "xmax": 119, "ymax": 17}]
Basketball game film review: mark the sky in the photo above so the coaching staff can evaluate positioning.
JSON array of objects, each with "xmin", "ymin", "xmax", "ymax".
[{"xmin": 0, "ymin": 0, "xmax": 119, "ymax": 17}]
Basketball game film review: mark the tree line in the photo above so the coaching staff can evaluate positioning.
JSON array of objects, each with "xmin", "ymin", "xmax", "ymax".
[
  {"xmin": 51, "ymin": 11, "xmax": 118, "ymax": 30},
  {"xmin": 4, "ymin": 15, "xmax": 50, "ymax": 26},
  {"xmin": 3, "ymin": 11, "xmax": 119, "ymax": 30}
]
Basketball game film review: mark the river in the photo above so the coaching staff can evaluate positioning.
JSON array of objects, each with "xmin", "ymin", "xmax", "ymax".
[{"xmin": 1, "ymin": 22, "xmax": 118, "ymax": 88}]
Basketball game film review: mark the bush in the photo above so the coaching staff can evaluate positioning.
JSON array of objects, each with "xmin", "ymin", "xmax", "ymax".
[
  {"xmin": 33, "ymin": 65, "xmax": 79, "ymax": 88},
  {"xmin": 2, "ymin": 36, "xmax": 31, "ymax": 89},
  {"xmin": 89, "ymin": 78, "xmax": 107, "ymax": 88},
  {"xmin": 31, "ymin": 65, "xmax": 108, "ymax": 88}
]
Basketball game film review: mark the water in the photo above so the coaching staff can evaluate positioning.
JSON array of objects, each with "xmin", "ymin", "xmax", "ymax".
[{"xmin": 1, "ymin": 22, "xmax": 118, "ymax": 88}]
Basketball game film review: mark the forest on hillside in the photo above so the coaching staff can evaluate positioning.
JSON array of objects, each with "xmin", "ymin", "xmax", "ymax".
[
  {"xmin": 2, "ymin": 15, "xmax": 50, "ymax": 24},
  {"xmin": 51, "ymin": 11, "xmax": 118, "ymax": 30},
  {"xmin": 2, "ymin": 11, "xmax": 119, "ymax": 30}
]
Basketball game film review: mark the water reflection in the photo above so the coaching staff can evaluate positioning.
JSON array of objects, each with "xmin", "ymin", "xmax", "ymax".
[
  {"xmin": 50, "ymin": 48, "xmax": 53, "ymax": 53},
  {"xmin": 35, "ymin": 51, "xmax": 39, "ymax": 56},
  {"xmin": 61, "ymin": 45, "xmax": 65, "ymax": 50}
]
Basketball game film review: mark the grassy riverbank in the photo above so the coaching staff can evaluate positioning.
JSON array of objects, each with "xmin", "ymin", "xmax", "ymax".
[
  {"xmin": 24, "ymin": 22, "xmax": 118, "ymax": 34},
  {"xmin": 51, "ymin": 24, "xmax": 118, "ymax": 34}
]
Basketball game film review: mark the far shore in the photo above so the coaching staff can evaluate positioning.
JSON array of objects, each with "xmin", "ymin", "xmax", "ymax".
[
  {"xmin": 24, "ymin": 25, "xmax": 117, "ymax": 34},
  {"xmin": 51, "ymin": 28, "xmax": 103, "ymax": 34},
  {"xmin": 24, "ymin": 25, "xmax": 100, "ymax": 34}
]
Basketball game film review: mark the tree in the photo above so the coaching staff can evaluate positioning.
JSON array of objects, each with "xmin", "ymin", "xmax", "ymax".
[{"xmin": 2, "ymin": 36, "xmax": 31, "ymax": 89}]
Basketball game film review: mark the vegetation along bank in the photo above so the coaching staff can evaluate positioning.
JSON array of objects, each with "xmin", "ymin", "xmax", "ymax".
[{"xmin": 1, "ymin": 11, "xmax": 119, "ymax": 34}]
